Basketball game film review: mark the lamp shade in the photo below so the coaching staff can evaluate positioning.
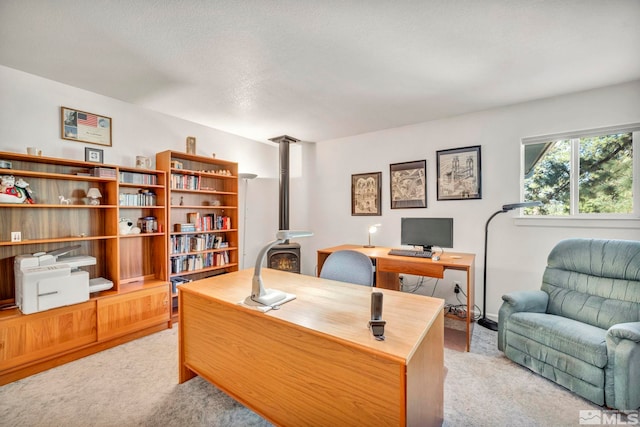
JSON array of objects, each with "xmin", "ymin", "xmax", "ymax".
[{"xmin": 86, "ymin": 188, "xmax": 102, "ymax": 199}]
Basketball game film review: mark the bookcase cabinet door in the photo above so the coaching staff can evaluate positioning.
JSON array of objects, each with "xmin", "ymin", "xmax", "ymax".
[
  {"xmin": 0, "ymin": 301, "xmax": 97, "ymax": 371},
  {"xmin": 96, "ymin": 285, "xmax": 170, "ymax": 341}
]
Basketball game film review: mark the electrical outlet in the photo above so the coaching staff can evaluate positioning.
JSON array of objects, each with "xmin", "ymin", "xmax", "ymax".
[
  {"xmin": 453, "ymin": 281, "xmax": 461, "ymax": 294},
  {"xmin": 11, "ymin": 231, "xmax": 22, "ymax": 242}
]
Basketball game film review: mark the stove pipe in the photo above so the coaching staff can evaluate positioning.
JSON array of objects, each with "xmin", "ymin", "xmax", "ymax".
[{"xmin": 269, "ymin": 135, "xmax": 300, "ymax": 234}]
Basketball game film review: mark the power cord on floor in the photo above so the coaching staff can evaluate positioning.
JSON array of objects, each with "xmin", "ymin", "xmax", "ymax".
[{"xmin": 446, "ymin": 284, "xmax": 482, "ymax": 320}]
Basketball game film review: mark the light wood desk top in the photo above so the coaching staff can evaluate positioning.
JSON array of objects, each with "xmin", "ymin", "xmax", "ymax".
[
  {"xmin": 179, "ymin": 268, "xmax": 445, "ymax": 426},
  {"xmin": 180, "ymin": 268, "xmax": 443, "ymax": 360},
  {"xmin": 317, "ymin": 244, "xmax": 475, "ymax": 272},
  {"xmin": 318, "ymin": 244, "xmax": 476, "ymax": 352}
]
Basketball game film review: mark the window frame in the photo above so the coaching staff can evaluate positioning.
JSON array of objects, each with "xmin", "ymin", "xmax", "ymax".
[{"xmin": 519, "ymin": 123, "xmax": 640, "ymax": 225}]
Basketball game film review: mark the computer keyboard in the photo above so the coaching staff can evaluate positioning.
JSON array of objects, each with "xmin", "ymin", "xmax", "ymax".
[{"xmin": 388, "ymin": 249, "xmax": 433, "ymax": 258}]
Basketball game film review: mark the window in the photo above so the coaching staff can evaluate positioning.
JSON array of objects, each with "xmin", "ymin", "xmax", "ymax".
[{"xmin": 522, "ymin": 124, "xmax": 639, "ymax": 217}]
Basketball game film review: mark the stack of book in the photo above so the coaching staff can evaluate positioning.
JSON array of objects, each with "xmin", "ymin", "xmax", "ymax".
[{"xmin": 92, "ymin": 167, "xmax": 117, "ymax": 178}]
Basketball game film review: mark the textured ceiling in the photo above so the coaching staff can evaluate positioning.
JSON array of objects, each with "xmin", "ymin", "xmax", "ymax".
[{"xmin": 1, "ymin": 0, "xmax": 639, "ymax": 143}]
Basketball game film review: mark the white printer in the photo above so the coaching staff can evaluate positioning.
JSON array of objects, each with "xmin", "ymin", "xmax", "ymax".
[{"xmin": 14, "ymin": 246, "xmax": 113, "ymax": 314}]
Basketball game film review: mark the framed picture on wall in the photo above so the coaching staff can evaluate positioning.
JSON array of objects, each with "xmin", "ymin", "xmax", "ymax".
[
  {"xmin": 61, "ymin": 107, "xmax": 112, "ymax": 147},
  {"xmin": 84, "ymin": 147, "xmax": 104, "ymax": 163},
  {"xmin": 390, "ymin": 160, "xmax": 427, "ymax": 209},
  {"xmin": 351, "ymin": 171, "xmax": 382, "ymax": 216},
  {"xmin": 436, "ymin": 145, "xmax": 482, "ymax": 200}
]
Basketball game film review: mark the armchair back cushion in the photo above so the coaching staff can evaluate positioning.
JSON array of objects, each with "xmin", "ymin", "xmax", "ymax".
[{"xmin": 542, "ymin": 239, "xmax": 640, "ymax": 329}]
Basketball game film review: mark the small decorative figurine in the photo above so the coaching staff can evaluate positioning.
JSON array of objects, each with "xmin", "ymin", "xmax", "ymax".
[
  {"xmin": 59, "ymin": 195, "xmax": 71, "ymax": 205},
  {"xmin": 0, "ymin": 175, "xmax": 35, "ymax": 204}
]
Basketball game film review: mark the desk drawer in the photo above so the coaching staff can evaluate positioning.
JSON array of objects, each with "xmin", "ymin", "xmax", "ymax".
[{"xmin": 378, "ymin": 258, "xmax": 445, "ymax": 278}]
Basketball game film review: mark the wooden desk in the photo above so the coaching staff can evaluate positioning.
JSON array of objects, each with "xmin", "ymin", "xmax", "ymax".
[
  {"xmin": 179, "ymin": 268, "xmax": 444, "ymax": 426},
  {"xmin": 318, "ymin": 244, "xmax": 475, "ymax": 351}
]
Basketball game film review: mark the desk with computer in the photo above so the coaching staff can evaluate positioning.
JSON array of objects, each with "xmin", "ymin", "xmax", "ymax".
[{"xmin": 317, "ymin": 217, "xmax": 476, "ymax": 351}]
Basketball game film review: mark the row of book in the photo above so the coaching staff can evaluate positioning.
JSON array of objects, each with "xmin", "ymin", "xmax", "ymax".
[
  {"xmin": 119, "ymin": 191, "xmax": 157, "ymax": 206},
  {"xmin": 178, "ymin": 213, "xmax": 231, "ymax": 231},
  {"xmin": 120, "ymin": 171, "xmax": 158, "ymax": 185},
  {"xmin": 170, "ymin": 234, "xmax": 228, "ymax": 254},
  {"xmin": 170, "ymin": 251, "xmax": 230, "ymax": 274},
  {"xmin": 170, "ymin": 173, "xmax": 199, "ymax": 190}
]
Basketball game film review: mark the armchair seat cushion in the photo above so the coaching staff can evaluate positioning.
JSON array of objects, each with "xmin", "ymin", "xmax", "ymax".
[{"xmin": 508, "ymin": 312, "xmax": 608, "ymax": 367}]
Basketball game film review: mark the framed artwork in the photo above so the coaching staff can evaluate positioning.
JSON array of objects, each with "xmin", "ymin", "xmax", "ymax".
[
  {"xmin": 186, "ymin": 136, "xmax": 196, "ymax": 154},
  {"xmin": 390, "ymin": 160, "xmax": 427, "ymax": 209},
  {"xmin": 85, "ymin": 147, "xmax": 104, "ymax": 164},
  {"xmin": 61, "ymin": 107, "xmax": 112, "ymax": 147},
  {"xmin": 351, "ymin": 172, "xmax": 382, "ymax": 216},
  {"xmin": 436, "ymin": 145, "xmax": 482, "ymax": 200}
]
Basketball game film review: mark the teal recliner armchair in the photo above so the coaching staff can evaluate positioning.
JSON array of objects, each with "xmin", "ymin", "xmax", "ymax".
[{"xmin": 498, "ymin": 238, "xmax": 640, "ymax": 411}]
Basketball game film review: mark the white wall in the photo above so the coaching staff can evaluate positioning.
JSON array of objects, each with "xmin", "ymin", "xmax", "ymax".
[
  {"xmin": 3, "ymin": 65, "xmax": 639, "ymax": 321},
  {"xmin": 305, "ymin": 80, "xmax": 640, "ymax": 320},
  {"xmin": 0, "ymin": 65, "xmax": 280, "ymax": 271}
]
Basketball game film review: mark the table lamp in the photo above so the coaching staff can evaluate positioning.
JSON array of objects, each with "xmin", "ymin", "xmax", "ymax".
[
  {"xmin": 248, "ymin": 230, "xmax": 313, "ymax": 307},
  {"xmin": 478, "ymin": 201, "xmax": 542, "ymax": 330},
  {"xmin": 86, "ymin": 188, "xmax": 102, "ymax": 205},
  {"xmin": 364, "ymin": 224, "xmax": 381, "ymax": 248}
]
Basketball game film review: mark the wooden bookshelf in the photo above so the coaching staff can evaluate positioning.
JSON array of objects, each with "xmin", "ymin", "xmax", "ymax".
[{"xmin": 156, "ymin": 150, "xmax": 239, "ymax": 322}]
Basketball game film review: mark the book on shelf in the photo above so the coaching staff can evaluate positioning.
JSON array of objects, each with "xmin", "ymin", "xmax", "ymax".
[
  {"xmin": 174, "ymin": 223, "xmax": 196, "ymax": 232},
  {"xmin": 169, "ymin": 250, "xmax": 229, "ymax": 274},
  {"xmin": 119, "ymin": 190, "xmax": 156, "ymax": 206},
  {"xmin": 170, "ymin": 173, "xmax": 199, "ymax": 190},
  {"xmin": 93, "ymin": 167, "xmax": 117, "ymax": 178},
  {"xmin": 170, "ymin": 234, "xmax": 227, "ymax": 254},
  {"xmin": 119, "ymin": 171, "xmax": 158, "ymax": 185}
]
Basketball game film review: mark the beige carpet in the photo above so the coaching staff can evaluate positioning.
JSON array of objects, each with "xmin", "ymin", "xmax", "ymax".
[{"xmin": 0, "ymin": 324, "xmax": 603, "ymax": 426}]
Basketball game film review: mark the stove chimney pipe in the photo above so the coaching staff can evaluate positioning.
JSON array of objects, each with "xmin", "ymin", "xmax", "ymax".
[{"xmin": 269, "ymin": 135, "xmax": 299, "ymax": 234}]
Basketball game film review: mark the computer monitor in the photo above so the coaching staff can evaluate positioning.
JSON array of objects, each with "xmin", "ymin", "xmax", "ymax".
[{"xmin": 401, "ymin": 217, "xmax": 453, "ymax": 251}]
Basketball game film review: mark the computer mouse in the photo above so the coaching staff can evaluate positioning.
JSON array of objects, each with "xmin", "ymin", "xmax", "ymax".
[{"xmin": 432, "ymin": 255, "xmax": 440, "ymax": 261}]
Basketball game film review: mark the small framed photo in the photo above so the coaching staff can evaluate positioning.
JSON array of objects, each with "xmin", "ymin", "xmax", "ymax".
[
  {"xmin": 352, "ymin": 172, "xmax": 382, "ymax": 216},
  {"xmin": 85, "ymin": 147, "xmax": 104, "ymax": 164},
  {"xmin": 390, "ymin": 160, "xmax": 427, "ymax": 209},
  {"xmin": 436, "ymin": 145, "xmax": 482, "ymax": 200}
]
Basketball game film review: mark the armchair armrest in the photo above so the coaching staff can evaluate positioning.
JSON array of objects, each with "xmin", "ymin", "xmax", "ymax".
[
  {"xmin": 605, "ymin": 322, "xmax": 640, "ymax": 410},
  {"xmin": 607, "ymin": 322, "xmax": 640, "ymax": 343},
  {"xmin": 501, "ymin": 290, "xmax": 549, "ymax": 313},
  {"xmin": 498, "ymin": 290, "xmax": 548, "ymax": 352}
]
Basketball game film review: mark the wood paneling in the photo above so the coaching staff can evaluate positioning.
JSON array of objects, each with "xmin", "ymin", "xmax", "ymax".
[{"xmin": 97, "ymin": 285, "xmax": 170, "ymax": 341}]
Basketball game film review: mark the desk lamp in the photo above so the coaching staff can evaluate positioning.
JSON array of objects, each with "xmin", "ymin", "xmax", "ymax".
[
  {"xmin": 248, "ymin": 230, "xmax": 313, "ymax": 306},
  {"xmin": 364, "ymin": 224, "xmax": 381, "ymax": 248},
  {"xmin": 479, "ymin": 201, "xmax": 542, "ymax": 331}
]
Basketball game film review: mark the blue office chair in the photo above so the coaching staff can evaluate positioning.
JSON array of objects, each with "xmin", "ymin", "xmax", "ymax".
[{"xmin": 319, "ymin": 250, "xmax": 374, "ymax": 286}]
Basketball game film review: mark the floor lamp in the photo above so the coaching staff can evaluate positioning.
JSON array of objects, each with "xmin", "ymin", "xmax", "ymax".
[
  {"xmin": 478, "ymin": 201, "xmax": 542, "ymax": 331},
  {"xmin": 239, "ymin": 172, "xmax": 258, "ymax": 269}
]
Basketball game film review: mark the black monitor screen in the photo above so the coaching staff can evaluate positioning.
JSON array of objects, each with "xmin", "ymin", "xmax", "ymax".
[{"xmin": 401, "ymin": 217, "xmax": 454, "ymax": 250}]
